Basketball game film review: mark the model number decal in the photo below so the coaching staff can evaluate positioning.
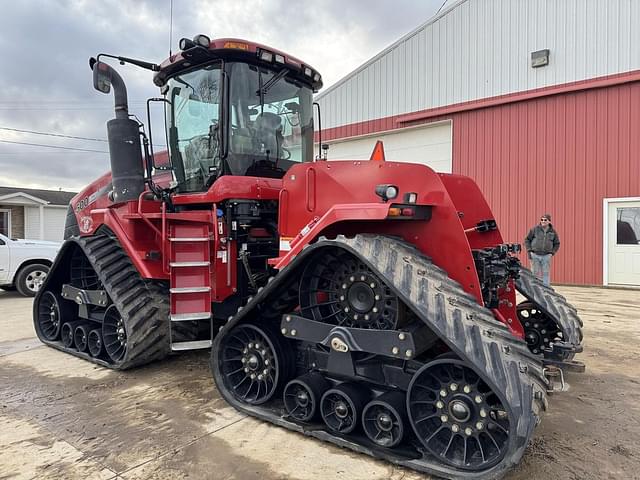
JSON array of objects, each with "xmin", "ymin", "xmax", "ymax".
[{"xmin": 75, "ymin": 197, "xmax": 90, "ymax": 211}]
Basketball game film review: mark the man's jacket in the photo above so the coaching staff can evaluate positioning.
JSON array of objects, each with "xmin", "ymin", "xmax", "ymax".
[{"xmin": 524, "ymin": 225, "xmax": 560, "ymax": 255}]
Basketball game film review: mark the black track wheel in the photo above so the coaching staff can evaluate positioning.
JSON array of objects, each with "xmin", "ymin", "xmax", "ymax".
[
  {"xmin": 88, "ymin": 329, "xmax": 103, "ymax": 357},
  {"xmin": 61, "ymin": 321, "xmax": 80, "ymax": 348},
  {"xmin": 283, "ymin": 373, "xmax": 331, "ymax": 422},
  {"xmin": 362, "ymin": 391, "xmax": 407, "ymax": 448},
  {"xmin": 74, "ymin": 324, "xmax": 90, "ymax": 352},
  {"xmin": 320, "ymin": 383, "xmax": 369, "ymax": 434},
  {"xmin": 407, "ymin": 359, "xmax": 511, "ymax": 471},
  {"xmin": 516, "ymin": 301, "xmax": 563, "ymax": 355},
  {"xmin": 103, "ymin": 305, "xmax": 127, "ymax": 363},
  {"xmin": 36, "ymin": 291, "xmax": 63, "ymax": 341},
  {"xmin": 218, "ymin": 323, "xmax": 291, "ymax": 405}
]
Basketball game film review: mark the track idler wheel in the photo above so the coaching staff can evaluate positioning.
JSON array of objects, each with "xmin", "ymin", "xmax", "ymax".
[
  {"xmin": 74, "ymin": 324, "xmax": 90, "ymax": 352},
  {"xmin": 87, "ymin": 329, "xmax": 103, "ymax": 358},
  {"xmin": 407, "ymin": 359, "xmax": 511, "ymax": 471},
  {"xmin": 283, "ymin": 373, "xmax": 331, "ymax": 422},
  {"xmin": 103, "ymin": 305, "xmax": 127, "ymax": 363},
  {"xmin": 516, "ymin": 301, "xmax": 562, "ymax": 355},
  {"xmin": 320, "ymin": 383, "xmax": 369, "ymax": 434},
  {"xmin": 362, "ymin": 391, "xmax": 407, "ymax": 448},
  {"xmin": 219, "ymin": 323, "xmax": 290, "ymax": 405},
  {"xmin": 36, "ymin": 291, "xmax": 63, "ymax": 341}
]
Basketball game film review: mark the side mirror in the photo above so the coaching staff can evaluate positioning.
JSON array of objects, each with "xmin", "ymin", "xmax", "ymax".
[{"xmin": 90, "ymin": 58, "xmax": 112, "ymax": 94}]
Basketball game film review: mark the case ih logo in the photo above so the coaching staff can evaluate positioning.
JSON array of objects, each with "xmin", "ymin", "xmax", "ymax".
[{"xmin": 80, "ymin": 216, "xmax": 93, "ymax": 233}]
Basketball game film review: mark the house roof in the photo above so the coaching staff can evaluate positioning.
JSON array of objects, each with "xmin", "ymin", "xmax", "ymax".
[{"xmin": 0, "ymin": 186, "xmax": 77, "ymax": 206}]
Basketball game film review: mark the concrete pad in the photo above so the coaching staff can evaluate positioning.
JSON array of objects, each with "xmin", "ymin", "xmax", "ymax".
[{"xmin": 0, "ymin": 289, "xmax": 36, "ymax": 342}]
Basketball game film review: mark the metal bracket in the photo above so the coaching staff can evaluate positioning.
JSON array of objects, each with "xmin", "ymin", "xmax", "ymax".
[
  {"xmin": 280, "ymin": 314, "xmax": 416, "ymax": 360},
  {"xmin": 61, "ymin": 284, "xmax": 109, "ymax": 307},
  {"xmin": 543, "ymin": 366, "xmax": 568, "ymax": 393}
]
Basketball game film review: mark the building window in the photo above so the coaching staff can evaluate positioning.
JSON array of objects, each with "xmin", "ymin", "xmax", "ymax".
[
  {"xmin": 617, "ymin": 208, "xmax": 640, "ymax": 245},
  {"xmin": 0, "ymin": 209, "xmax": 10, "ymax": 236}
]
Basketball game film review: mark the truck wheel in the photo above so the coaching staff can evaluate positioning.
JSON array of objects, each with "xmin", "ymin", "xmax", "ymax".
[{"xmin": 16, "ymin": 264, "xmax": 50, "ymax": 297}]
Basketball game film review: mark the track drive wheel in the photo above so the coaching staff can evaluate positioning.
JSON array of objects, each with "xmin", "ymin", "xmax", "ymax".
[
  {"xmin": 300, "ymin": 250, "xmax": 404, "ymax": 329},
  {"xmin": 407, "ymin": 359, "xmax": 511, "ymax": 471},
  {"xmin": 218, "ymin": 323, "xmax": 291, "ymax": 405}
]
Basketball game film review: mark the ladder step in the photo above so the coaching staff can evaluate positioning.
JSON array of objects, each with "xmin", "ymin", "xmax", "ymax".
[
  {"xmin": 170, "ymin": 287, "xmax": 211, "ymax": 294},
  {"xmin": 169, "ymin": 261, "xmax": 210, "ymax": 267},
  {"xmin": 171, "ymin": 340, "xmax": 212, "ymax": 351},
  {"xmin": 169, "ymin": 237, "xmax": 210, "ymax": 242},
  {"xmin": 171, "ymin": 312, "xmax": 211, "ymax": 321}
]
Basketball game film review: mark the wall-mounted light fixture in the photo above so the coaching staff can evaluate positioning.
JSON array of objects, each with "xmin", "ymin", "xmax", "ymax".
[{"xmin": 531, "ymin": 49, "xmax": 550, "ymax": 68}]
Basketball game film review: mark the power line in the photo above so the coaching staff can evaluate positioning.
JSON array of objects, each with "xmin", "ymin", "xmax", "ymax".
[
  {"xmin": 0, "ymin": 139, "xmax": 108, "ymax": 154},
  {"xmin": 435, "ymin": 0, "xmax": 448, "ymax": 16},
  {"xmin": 0, "ymin": 126, "xmax": 107, "ymax": 142}
]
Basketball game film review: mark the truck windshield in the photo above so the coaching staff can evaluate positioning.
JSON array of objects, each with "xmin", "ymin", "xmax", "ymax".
[
  {"xmin": 226, "ymin": 62, "xmax": 314, "ymax": 177},
  {"xmin": 167, "ymin": 62, "xmax": 222, "ymax": 192}
]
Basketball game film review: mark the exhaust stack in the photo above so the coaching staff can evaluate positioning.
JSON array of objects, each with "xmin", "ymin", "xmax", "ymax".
[{"xmin": 89, "ymin": 58, "xmax": 144, "ymax": 203}]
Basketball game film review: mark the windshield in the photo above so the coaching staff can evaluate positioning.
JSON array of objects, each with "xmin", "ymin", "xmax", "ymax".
[
  {"xmin": 226, "ymin": 62, "xmax": 313, "ymax": 177},
  {"xmin": 167, "ymin": 62, "xmax": 222, "ymax": 192},
  {"xmin": 166, "ymin": 61, "xmax": 314, "ymax": 192}
]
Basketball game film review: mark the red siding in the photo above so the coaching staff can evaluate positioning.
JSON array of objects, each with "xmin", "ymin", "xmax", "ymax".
[{"xmin": 451, "ymin": 82, "xmax": 640, "ymax": 285}]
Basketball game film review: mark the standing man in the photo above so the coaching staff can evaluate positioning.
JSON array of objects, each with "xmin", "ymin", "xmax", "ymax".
[{"xmin": 524, "ymin": 213, "xmax": 560, "ymax": 286}]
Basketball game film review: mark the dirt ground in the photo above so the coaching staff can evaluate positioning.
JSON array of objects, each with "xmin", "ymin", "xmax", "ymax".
[{"xmin": 0, "ymin": 285, "xmax": 638, "ymax": 480}]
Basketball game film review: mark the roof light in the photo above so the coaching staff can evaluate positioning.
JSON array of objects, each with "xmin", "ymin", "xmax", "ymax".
[
  {"xmin": 193, "ymin": 34, "xmax": 210, "ymax": 47},
  {"xmin": 275, "ymin": 54, "xmax": 285, "ymax": 64},
  {"xmin": 259, "ymin": 49, "xmax": 274, "ymax": 62},
  {"xmin": 313, "ymin": 72, "xmax": 321, "ymax": 83},
  {"xmin": 179, "ymin": 38, "xmax": 195, "ymax": 51},
  {"xmin": 224, "ymin": 41, "xmax": 249, "ymax": 50},
  {"xmin": 303, "ymin": 66, "xmax": 313, "ymax": 77}
]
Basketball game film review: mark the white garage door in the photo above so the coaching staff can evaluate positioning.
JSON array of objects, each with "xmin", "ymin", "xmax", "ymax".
[
  {"xmin": 24, "ymin": 206, "xmax": 67, "ymax": 241},
  {"xmin": 43, "ymin": 207, "xmax": 66, "ymax": 241},
  {"xmin": 323, "ymin": 121, "xmax": 452, "ymax": 173}
]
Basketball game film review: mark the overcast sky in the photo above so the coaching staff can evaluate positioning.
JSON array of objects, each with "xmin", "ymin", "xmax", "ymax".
[{"xmin": 0, "ymin": 0, "xmax": 448, "ymax": 192}]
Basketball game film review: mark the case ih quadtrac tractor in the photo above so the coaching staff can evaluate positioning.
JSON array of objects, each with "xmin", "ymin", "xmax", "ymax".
[{"xmin": 33, "ymin": 35, "xmax": 584, "ymax": 479}]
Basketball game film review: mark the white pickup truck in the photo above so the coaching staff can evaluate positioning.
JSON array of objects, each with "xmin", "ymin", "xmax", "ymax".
[{"xmin": 0, "ymin": 233, "xmax": 61, "ymax": 297}]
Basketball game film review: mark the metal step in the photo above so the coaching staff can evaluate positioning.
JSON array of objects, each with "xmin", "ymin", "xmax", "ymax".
[
  {"xmin": 169, "ymin": 237, "xmax": 210, "ymax": 242},
  {"xmin": 170, "ymin": 287, "xmax": 211, "ymax": 294},
  {"xmin": 169, "ymin": 261, "xmax": 210, "ymax": 267},
  {"xmin": 171, "ymin": 340, "xmax": 212, "ymax": 351},
  {"xmin": 170, "ymin": 312, "xmax": 211, "ymax": 322}
]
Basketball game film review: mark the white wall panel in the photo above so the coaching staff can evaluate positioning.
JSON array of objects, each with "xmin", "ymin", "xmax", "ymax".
[{"xmin": 317, "ymin": 0, "xmax": 640, "ymax": 131}]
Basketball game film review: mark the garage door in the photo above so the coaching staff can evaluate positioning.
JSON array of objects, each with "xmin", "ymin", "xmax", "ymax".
[
  {"xmin": 43, "ymin": 208, "xmax": 66, "ymax": 242},
  {"xmin": 323, "ymin": 121, "xmax": 452, "ymax": 173},
  {"xmin": 606, "ymin": 199, "xmax": 640, "ymax": 286}
]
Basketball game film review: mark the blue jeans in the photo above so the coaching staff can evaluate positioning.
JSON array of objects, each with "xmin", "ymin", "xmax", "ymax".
[{"xmin": 530, "ymin": 253, "xmax": 552, "ymax": 286}]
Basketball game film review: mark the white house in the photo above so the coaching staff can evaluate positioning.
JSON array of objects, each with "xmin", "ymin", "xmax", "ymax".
[{"xmin": 0, "ymin": 186, "xmax": 76, "ymax": 242}]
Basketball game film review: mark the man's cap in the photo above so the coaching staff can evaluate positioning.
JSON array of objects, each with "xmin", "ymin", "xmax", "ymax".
[{"xmin": 542, "ymin": 213, "xmax": 552, "ymax": 221}]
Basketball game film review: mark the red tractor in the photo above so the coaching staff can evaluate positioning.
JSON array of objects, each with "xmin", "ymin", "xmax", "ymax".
[{"xmin": 33, "ymin": 35, "xmax": 583, "ymax": 479}]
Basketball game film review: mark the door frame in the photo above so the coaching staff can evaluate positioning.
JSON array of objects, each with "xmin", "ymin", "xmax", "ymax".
[
  {"xmin": 0, "ymin": 208, "xmax": 11, "ymax": 237},
  {"xmin": 602, "ymin": 196, "xmax": 640, "ymax": 286}
]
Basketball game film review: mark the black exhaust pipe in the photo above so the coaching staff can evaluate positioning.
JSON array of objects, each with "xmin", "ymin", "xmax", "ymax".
[{"xmin": 90, "ymin": 57, "xmax": 145, "ymax": 203}]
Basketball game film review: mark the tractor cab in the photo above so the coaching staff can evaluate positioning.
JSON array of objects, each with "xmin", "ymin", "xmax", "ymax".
[{"xmin": 158, "ymin": 37, "xmax": 321, "ymax": 193}]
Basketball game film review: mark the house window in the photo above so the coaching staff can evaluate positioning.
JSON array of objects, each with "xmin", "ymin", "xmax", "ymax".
[{"xmin": 0, "ymin": 209, "xmax": 10, "ymax": 236}]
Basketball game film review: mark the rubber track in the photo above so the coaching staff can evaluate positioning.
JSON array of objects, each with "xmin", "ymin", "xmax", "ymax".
[
  {"xmin": 515, "ymin": 267, "xmax": 584, "ymax": 354},
  {"xmin": 34, "ymin": 234, "xmax": 171, "ymax": 370},
  {"xmin": 211, "ymin": 235, "xmax": 548, "ymax": 480}
]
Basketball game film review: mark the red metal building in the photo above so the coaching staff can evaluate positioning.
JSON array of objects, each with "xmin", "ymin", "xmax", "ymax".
[{"xmin": 316, "ymin": 0, "xmax": 640, "ymax": 286}]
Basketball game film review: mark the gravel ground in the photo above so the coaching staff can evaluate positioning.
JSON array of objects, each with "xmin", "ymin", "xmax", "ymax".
[{"xmin": 0, "ymin": 285, "xmax": 638, "ymax": 480}]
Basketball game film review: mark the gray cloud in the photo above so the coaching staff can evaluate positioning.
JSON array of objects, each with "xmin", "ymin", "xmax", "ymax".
[{"xmin": 0, "ymin": 0, "xmax": 447, "ymax": 190}]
